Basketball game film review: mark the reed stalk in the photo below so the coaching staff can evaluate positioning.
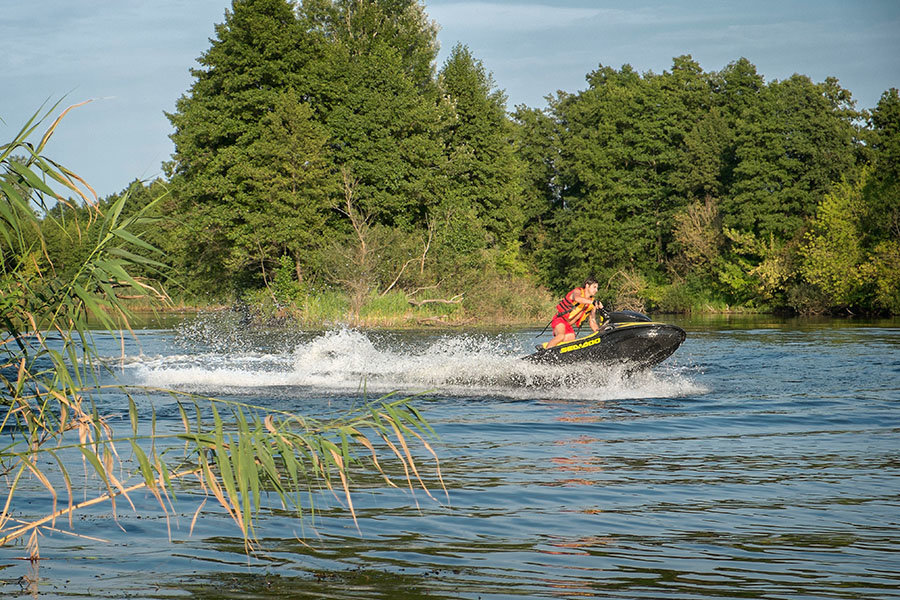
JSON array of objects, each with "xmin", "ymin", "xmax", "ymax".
[{"xmin": 1, "ymin": 103, "xmax": 443, "ymax": 561}]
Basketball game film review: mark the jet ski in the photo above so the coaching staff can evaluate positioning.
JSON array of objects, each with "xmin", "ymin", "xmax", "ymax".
[{"xmin": 524, "ymin": 310, "xmax": 685, "ymax": 369}]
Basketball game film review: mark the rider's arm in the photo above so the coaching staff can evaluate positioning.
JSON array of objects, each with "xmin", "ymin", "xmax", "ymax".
[{"xmin": 573, "ymin": 292, "xmax": 593, "ymax": 305}]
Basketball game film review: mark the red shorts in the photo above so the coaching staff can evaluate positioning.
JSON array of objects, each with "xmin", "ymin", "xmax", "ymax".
[{"xmin": 551, "ymin": 316, "xmax": 574, "ymax": 335}]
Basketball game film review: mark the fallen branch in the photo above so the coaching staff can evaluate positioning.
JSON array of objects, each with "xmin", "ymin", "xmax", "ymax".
[
  {"xmin": 379, "ymin": 257, "xmax": 416, "ymax": 297},
  {"xmin": 416, "ymin": 315, "xmax": 475, "ymax": 326},
  {"xmin": 406, "ymin": 282, "xmax": 442, "ymax": 296}
]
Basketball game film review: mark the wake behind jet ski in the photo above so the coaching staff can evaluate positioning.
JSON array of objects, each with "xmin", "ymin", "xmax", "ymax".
[{"xmin": 524, "ymin": 310, "xmax": 686, "ymax": 369}]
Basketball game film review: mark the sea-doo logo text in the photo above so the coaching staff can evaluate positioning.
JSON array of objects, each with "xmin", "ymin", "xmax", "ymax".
[{"xmin": 559, "ymin": 336, "xmax": 602, "ymax": 354}]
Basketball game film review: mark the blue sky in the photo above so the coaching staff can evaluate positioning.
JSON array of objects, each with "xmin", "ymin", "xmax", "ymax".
[{"xmin": 2, "ymin": 0, "xmax": 898, "ymax": 199}]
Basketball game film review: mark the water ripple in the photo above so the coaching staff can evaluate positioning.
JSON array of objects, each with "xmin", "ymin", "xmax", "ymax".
[{"xmin": 4, "ymin": 319, "xmax": 899, "ymax": 599}]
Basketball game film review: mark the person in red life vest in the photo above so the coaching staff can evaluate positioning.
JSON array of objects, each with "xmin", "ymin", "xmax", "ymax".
[{"xmin": 543, "ymin": 278, "xmax": 604, "ymax": 349}]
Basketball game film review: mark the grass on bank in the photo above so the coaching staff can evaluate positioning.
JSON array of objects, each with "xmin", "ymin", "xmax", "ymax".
[
  {"xmin": 233, "ymin": 275, "xmax": 556, "ymax": 328},
  {"xmin": 170, "ymin": 270, "xmax": 773, "ymax": 330}
]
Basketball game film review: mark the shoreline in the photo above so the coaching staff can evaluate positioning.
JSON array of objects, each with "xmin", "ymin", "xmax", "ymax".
[{"xmin": 118, "ymin": 302, "xmax": 896, "ymax": 332}]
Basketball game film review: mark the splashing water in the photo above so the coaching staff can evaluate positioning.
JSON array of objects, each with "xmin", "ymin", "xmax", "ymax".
[{"xmin": 127, "ymin": 327, "xmax": 703, "ymax": 401}]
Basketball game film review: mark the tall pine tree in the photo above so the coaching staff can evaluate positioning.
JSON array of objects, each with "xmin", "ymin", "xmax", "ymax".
[{"xmin": 166, "ymin": 0, "xmax": 325, "ymax": 291}]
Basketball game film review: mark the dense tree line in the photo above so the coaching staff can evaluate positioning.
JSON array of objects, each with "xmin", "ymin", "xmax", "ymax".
[
  {"xmin": 32, "ymin": 0, "xmax": 900, "ymax": 316},
  {"xmin": 521, "ymin": 58, "xmax": 899, "ymax": 314}
]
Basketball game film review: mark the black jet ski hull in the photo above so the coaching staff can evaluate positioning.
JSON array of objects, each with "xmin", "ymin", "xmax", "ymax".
[{"xmin": 525, "ymin": 320, "xmax": 686, "ymax": 369}]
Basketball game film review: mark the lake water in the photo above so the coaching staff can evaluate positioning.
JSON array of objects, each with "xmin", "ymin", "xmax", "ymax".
[{"xmin": 2, "ymin": 314, "xmax": 899, "ymax": 599}]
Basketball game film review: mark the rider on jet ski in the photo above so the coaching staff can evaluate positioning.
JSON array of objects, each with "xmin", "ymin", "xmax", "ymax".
[{"xmin": 543, "ymin": 278, "xmax": 605, "ymax": 349}]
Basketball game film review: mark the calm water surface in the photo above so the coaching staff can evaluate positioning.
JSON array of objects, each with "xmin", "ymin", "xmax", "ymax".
[{"xmin": 2, "ymin": 315, "xmax": 898, "ymax": 599}]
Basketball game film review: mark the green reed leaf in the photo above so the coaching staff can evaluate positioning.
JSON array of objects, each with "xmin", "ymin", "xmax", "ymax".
[
  {"xmin": 7, "ymin": 161, "xmax": 56, "ymax": 198},
  {"xmin": 79, "ymin": 447, "xmax": 111, "ymax": 490},
  {"xmin": 106, "ymin": 247, "xmax": 167, "ymax": 269},
  {"xmin": 110, "ymin": 227, "xmax": 159, "ymax": 254},
  {"xmin": 128, "ymin": 398, "xmax": 138, "ymax": 436},
  {"xmin": 129, "ymin": 440, "xmax": 155, "ymax": 488}
]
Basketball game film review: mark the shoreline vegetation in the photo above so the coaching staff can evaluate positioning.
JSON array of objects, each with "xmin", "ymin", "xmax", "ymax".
[
  {"xmin": 116, "ymin": 286, "xmax": 798, "ymax": 332},
  {"xmin": 12, "ymin": 1, "xmax": 897, "ymax": 322}
]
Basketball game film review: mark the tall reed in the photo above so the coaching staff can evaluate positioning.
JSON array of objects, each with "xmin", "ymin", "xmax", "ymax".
[{"xmin": 0, "ymin": 103, "xmax": 444, "ymax": 565}]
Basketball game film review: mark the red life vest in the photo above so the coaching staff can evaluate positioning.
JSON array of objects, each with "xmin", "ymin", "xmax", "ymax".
[{"xmin": 555, "ymin": 287, "xmax": 595, "ymax": 327}]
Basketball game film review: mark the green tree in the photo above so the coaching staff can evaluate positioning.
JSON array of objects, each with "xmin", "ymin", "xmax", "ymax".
[
  {"xmin": 798, "ymin": 175, "xmax": 866, "ymax": 310},
  {"xmin": 859, "ymin": 239, "xmax": 900, "ymax": 314},
  {"xmin": 316, "ymin": 37, "xmax": 444, "ymax": 228},
  {"xmin": 166, "ymin": 0, "xmax": 320, "ymax": 292},
  {"xmin": 547, "ymin": 63, "xmax": 653, "ymax": 290},
  {"xmin": 166, "ymin": 0, "xmax": 456, "ymax": 302},
  {"xmin": 672, "ymin": 107, "xmax": 731, "ymax": 203},
  {"xmin": 858, "ymin": 89, "xmax": 900, "ymax": 313},
  {"xmin": 437, "ymin": 44, "xmax": 525, "ymax": 275},
  {"xmin": 295, "ymin": 0, "xmax": 448, "ymax": 301},
  {"xmin": 229, "ymin": 89, "xmax": 333, "ymax": 286},
  {"xmin": 305, "ymin": 0, "xmax": 438, "ymax": 91},
  {"xmin": 862, "ymin": 88, "xmax": 900, "ymax": 245},
  {"xmin": 511, "ymin": 104, "xmax": 559, "ymax": 259},
  {"xmin": 710, "ymin": 58, "xmax": 765, "ymax": 192},
  {"xmin": 542, "ymin": 58, "xmax": 712, "ymax": 291},
  {"xmin": 725, "ymin": 75, "xmax": 860, "ymax": 239}
]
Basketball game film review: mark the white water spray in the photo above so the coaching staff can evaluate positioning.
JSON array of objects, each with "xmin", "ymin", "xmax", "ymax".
[{"xmin": 128, "ymin": 327, "xmax": 704, "ymax": 401}]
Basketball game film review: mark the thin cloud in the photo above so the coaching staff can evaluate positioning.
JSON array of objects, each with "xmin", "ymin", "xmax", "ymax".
[
  {"xmin": 429, "ymin": 2, "xmax": 612, "ymax": 31},
  {"xmin": 427, "ymin": 1, "xmax": 741, "ymax": 33}
]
